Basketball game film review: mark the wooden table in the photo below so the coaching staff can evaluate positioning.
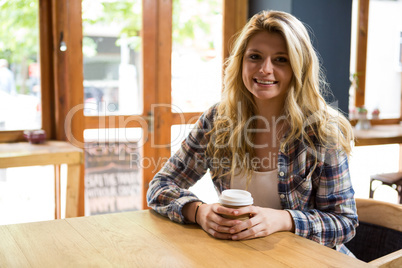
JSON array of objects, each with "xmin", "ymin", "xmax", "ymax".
[
  {"xmin": 353, "ymin": 124, "xmax": 402, "ymax": 146},
  {"xmin": 0, "ymin": 141, "xmax": 83, "ymax": 218},
  {"xmin": 0, "ymin": 209, "xmax": 371, "ymax": 267}
]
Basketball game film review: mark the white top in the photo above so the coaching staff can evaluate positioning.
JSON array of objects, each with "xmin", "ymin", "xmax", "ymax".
[{"xmin": 230, "ymin": 169, "xmax": 282, "ymax": 209}]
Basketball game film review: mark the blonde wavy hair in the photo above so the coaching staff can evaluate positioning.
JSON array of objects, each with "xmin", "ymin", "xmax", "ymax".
[{"xmin": 206, "ymin": 10, "xmax": 353, "ymax": 179}]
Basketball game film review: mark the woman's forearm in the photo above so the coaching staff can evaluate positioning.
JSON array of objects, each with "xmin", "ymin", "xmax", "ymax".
[{"xmin": 182, "ymin": 201, "xmax": 203, "ymax": 223}]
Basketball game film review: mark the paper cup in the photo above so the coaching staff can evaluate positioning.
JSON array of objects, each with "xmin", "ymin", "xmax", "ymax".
[{"xmin": 219, "ymin": 189, "xmax": 253, "ymax": 221}]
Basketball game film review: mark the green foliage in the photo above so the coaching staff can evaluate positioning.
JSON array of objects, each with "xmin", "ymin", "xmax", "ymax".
[
  {"xmin": 0, "ymin": 0, "xmax": 38, "ymax": 65},
  {"xmin": 0, "ymin": 0, "xmax": 221, "ymax": 62},
  {"xmin": 172, "ymin": 0, "xmax": 221, "ymax": 46},
  {"xmin": 83, "ymin": 37, "xmax": 98, "ymax": 58},
  {"xmin": 82, "ymin": 0, "xmax": 141, "ymax": 52},
  {"xmin": 82, "ymin": 0, "xmax": 220, "ymax": 53}
]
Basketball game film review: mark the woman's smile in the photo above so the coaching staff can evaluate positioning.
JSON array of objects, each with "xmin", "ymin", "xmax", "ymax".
[
  {"xmin": 253, "ymin": 78, "xmax": 278, "ymax": 86},
  {"xmin": 242, "ymin": 31, "xmax": 293, "ymax": 104}
]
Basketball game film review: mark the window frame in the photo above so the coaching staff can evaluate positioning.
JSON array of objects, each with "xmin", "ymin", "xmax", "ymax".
[
  {"xmin": 0, "ymin": 0, "xmax": 248, "ymax": 215},
  {"xmin": 353, "ymin": 0, "xmax": 402, "ymax": 125}
]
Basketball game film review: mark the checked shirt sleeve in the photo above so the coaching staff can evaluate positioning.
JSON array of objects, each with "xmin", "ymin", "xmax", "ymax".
[
  {"xmin": 146, "ymin": 106, "xmax": 216, "ymax": 224},
  {"xmin": 286, "ymin": 147, "xmax": 358, "ymax": 250}
]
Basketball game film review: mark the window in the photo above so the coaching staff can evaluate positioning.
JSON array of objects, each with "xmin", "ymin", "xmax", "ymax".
[
  {"xmin": 351, "ymin": 0, "xmax": 402, "ymax": 120},
  {"xmin": 80, "ymin": 0, "xmax": 246, "ymax": 215},
  {"xmin": 0, "ymin": 1, "xmax": 41, "ymax": 131},
  {"xmin": 0, "ymin": 0, "xmax": 248, "ymax": 218},
  {"xmin": 82, "ymin": 0, "xmax": 143, "ymax": 116},
  {"xmin": 365, "ymin": 0, "xmax": 402, "ymax": 118},
  {"xmin": 171, "ymin": 0, "xmax": 223, "ymax": 112}
]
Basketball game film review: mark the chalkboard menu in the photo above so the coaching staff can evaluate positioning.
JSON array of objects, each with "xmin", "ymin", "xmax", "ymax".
[{"xmin": 84, "ymin": 142, "xmax": 142, "ymax": 215}]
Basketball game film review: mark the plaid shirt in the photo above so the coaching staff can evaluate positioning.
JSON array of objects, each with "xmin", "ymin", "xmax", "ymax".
[{"xmin": 147, "ymin": 104, "xmax": 358, "ymax": 255}]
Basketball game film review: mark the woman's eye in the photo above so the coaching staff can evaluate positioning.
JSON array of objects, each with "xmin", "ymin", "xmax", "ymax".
[
  {"xmin": 249, "ymin": 54, "xmax": 261, "ymax": 60},
  {"xmin": 275, "ymin": 57, "xmax": 288, "ymax": 63}
]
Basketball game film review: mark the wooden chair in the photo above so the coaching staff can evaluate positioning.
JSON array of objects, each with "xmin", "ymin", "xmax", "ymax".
[
  {"xmin": 370, "ymin": 172, "xmax": 402, "ymax": 204},
  {"xmin": 370, "ymin": 249, "xmax": 402, "ymax": 268},
  {"xmin": 345, "ymin": 198, "xmax": 402, "ymax": 266}
]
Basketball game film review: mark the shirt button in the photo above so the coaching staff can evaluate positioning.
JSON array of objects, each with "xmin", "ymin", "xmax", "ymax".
[
  {"xmin": 279, "ymin": 171, "xmax": 285, "ymax": 177},
  {"xmin": 280, "ymin": 194, "xmax": 285, "ymax": 199}
]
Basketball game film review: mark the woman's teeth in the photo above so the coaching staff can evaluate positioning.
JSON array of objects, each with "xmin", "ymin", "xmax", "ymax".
[{"xmin": 255, "ymin": 79, "xmax": 277, "ymax": 85}]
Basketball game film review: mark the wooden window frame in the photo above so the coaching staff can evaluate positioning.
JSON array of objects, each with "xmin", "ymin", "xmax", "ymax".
[
  {"xmin": 353, "ymin": 0, "xmax": 402, "ymax": 125},
  {"xmin": 0, "ymin": 1, "xmax": 54, "ymax": 143},
  {"xmin": 0, "ymin": 0, "xmax": 248, "ymax": 215}
]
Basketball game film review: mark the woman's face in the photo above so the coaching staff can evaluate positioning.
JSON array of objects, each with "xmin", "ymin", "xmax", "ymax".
[{"xmin": 242, "ymin": 31, "xmax": 293, "ymax": 105}]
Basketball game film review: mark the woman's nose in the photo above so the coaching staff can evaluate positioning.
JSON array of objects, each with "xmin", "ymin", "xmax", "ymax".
[{"xmin": 260, "ymin": 58, "xmax": 273, "ymax": 74}]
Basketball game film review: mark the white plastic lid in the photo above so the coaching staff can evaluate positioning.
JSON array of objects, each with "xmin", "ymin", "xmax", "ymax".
[{"xmin": 219, "ymin": 189, "xmax": 253, "ymax": 206}]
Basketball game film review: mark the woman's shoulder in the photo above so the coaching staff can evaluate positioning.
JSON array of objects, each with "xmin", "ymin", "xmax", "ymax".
[
  {"xmin": 200, "ymin": 102, "xmax": 220, "ymax": 121},
  {"xmin": 303, "ymin": 119, "xmax": 350, "ymax": 155},
  {"xmin": 190, "ymin": 103, "xmax": 220, "ymax": 132}
]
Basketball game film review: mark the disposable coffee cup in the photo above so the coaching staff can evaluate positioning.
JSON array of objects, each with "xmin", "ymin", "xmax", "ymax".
[{"xmin": 219, "ymin": 189, "xmax": 253, "ymax": 221}]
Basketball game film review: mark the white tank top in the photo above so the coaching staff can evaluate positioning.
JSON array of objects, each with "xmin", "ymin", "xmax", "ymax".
[{"xmin": 230, "ymin": 169, "xmax": 282, "ymax": 209}]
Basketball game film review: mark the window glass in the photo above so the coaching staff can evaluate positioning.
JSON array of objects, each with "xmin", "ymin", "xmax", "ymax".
[
  {"xmin": 364, "ymin": 0, "xmax": 402, "ymax": 118},
  {"xmin": 350, "ymin": 144, "xmax": 399, "ymax": 203},
  {"xmin": 84, "ymin": 128, "xmax": 143, "ymax": 215},
  {"xmin": 82, "ymin": 0, "xmax": 143, "ymax": 116},
  {"xmin": 0, "ymin": 166, "xmax": 54, "ymax": 225},
  {"xmin": 171, "ymin": 0, "xmax": 223, "ymax": 113},
  {"xmin": 0, "ymin": 0, "xmax": 41, "ymax": 131}
]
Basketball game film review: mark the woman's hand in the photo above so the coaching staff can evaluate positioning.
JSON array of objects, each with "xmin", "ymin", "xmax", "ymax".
[
  {"xmin": 183, "ymin": 202, "xmax": 294, "ymax": 240},
  {"xmin": 227, "ymin": 206, "xmax": 295, "ymax": 240},
  {"xmin": 197, "ymin": 203, "xmax": 247, "ymax": 239},
  {"xmin": 183, "ymin": 202, "xmax": 243, "ymax": 239}
]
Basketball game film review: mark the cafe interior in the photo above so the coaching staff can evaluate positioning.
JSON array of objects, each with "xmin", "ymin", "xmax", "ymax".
[{"xmin": 0, "ymin": 0, "xmax": 401, "ymax": 266}]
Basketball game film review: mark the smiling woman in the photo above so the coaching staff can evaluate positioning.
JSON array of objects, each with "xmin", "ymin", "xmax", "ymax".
[{"xmin": 147, "ymin": 10, "xmax": 357, "ymax": 256}]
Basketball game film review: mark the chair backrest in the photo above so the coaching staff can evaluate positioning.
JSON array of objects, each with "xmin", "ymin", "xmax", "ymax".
[
  {"xmin": 355, "ymin": 198, "xmax": 402, "ymax": 232},
  {"xmin": 345, "ymin": 198, "xmax": 402, "ymax": 262},
  {"xmin": 369, "ymin": 249, "xmax": 402, "ymax": 267}
]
